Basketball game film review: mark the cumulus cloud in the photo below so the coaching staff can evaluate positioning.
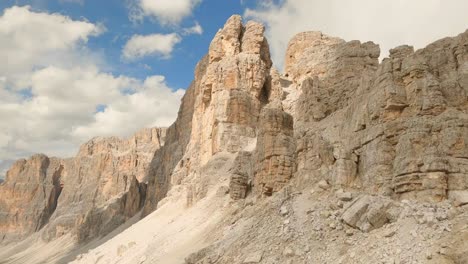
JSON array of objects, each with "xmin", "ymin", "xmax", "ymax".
[
  {"xmin": 73, "ymin": 76, "xmax": 184, "ymax": 140},
  {"xmin": 0, "ymin": 65, "xmax": 183, "ymax": 160},
  {"xmin": 245, "ymin": 0, "xmax": 468, "ymax": 69},
  {"xmin": 122, "ymin": 33, "xmax": 182, "ymax": 60},
  {"xmin": 183, "ymin": 21, "xmax": 203, "ymax": 35},
  {"xmin": 0, "ymin": 5, "xmax": 104, "ymax": 88},
  {"xmin": 139, "ymin": 0, "xmax": 202, "ymax": 25},
  {"xmin": 0, "ymin": 6, "xmax": 184, "ymax": 164}
]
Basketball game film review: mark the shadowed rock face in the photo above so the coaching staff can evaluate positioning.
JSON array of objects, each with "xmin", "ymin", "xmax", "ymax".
[
  {"xmin": 291, "ymin": 30, "xmax": 468, "ymax": 202},
  {"xmin": 0, "ymin": 127, "xmax": 165, "ymax": 243},
  {"xmin": 0, "ymin": 154, "xmax": 63, "ymax": 241}
]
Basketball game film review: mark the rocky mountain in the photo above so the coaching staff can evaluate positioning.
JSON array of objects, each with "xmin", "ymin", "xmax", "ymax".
[
  {"xmin": 0, "ymin": 127, "xmax": 165, "ymax": 244},
  {"xmin": 0, "ymin": 15, "xmax": 467, "ymax": 264}
]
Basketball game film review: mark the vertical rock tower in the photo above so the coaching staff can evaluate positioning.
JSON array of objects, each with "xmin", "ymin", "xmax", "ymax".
[{"xmin": 144, "ymin": 15, "xmax": 295, "ymax": 213}]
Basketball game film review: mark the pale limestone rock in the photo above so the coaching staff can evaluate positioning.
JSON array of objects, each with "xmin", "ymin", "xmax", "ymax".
[
  {"xmin": 144, "ymin": 15, "xmax": 276, "ymax": 210},
  {"xmin": 0, "ymin": 127, "xmax": 165, "ymax": 243},
  {"xmin": 448, "ymin": 190, "xmax": 468, "ymax": 206},
  {"xmin": 290, "ymin": 29, "xmax": 468, "ymax": 202},
  {"xmin": 254, "ymin": 104, "xmax": 296, "ymax": 196},
  {"xmin": 291, "ymin": 33, "xmax": 380, "ymax": 122},
  {"xmin": 243, "ymin": 251, "xmax": 263, "ymax": 263},
  {"xmin": 229, "ymin": 152, "xmax": 253, "ymax": 200},
  {"xmin": 341, "ymin": 195, "xmax": 398, "ymax": 232},
  {"xmin": 143, "ymin": 56, "xmax": 208, "ymax": 215},
  {"xmin": 0, "ymin": 154, "xmax": 63, "ymax": 242}
]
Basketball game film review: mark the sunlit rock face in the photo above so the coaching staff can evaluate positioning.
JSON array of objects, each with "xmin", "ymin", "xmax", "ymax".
[
  {"xmin": 144, "ymin": 15, "xmax": 292, "ymax": 212},
  {"xmin": 0, "ymin": 127, "xmax": 165, "ymax": 243}
]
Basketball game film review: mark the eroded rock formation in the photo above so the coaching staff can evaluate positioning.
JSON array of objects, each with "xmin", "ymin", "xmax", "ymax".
[
  {"xmin": 144, "ymin": 15, "xmax": 289, "ymax": 212},
  {"xmin": 288, "ymin": 30, "xmax": 468, "ymax": 204},
  {"xmin": 0, "ymin": 127, "xmax": 165, "ymax": 243}
]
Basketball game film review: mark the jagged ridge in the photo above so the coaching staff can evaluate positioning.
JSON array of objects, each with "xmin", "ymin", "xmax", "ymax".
[{"xmin": 0, "ymin": 14, "xmax": 467, "ymax": 264}]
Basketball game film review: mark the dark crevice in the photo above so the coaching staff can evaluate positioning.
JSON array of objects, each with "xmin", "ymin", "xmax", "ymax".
[
  {"xmin": 38, "ymin": 164, "xmax": 64, "ymax": 230},
  {"xmin": 259, "ymin": 80, "xmax": 270, "ymax": 105},
  {"xmin": 238, "ymin": 25, "xmax": 245, "ymax": 53}
]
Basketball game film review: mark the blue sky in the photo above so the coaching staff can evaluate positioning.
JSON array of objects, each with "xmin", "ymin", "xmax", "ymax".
[{"xmin": 1, "ymin": 0, "xmax": 257, "ymax": 90}]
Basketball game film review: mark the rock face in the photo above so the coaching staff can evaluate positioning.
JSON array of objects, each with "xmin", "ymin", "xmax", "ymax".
[
  {"xmin": 144, "ymin": 15, "xmax": 286, "ymax": 212},
  {"xmin": 144, "ymin": 18, "xmax": 467, "ymax": 218},
  {"xmin": 254, "ymin": 104, "xmax": 296, "ymax": 196},
  {"xmin": 0, "ymin": 154, "xmax": 63, "ymax": 241},
  {"xmin": 0, "ymin": 127, "xmax": 165, "ymax": 243},
  {"xmin": 341, "ymin": 195, "xmax": 399, "ymax": 232},
  {"xmin": 1, "ymin": 14, "xmax": 467, "ymax": 263},
  {"xmin": 290, "ymin": 30, "xmax": 468, "ymax": 203}
]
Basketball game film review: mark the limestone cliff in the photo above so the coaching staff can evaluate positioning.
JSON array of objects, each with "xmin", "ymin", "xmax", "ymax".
[
  {"xmin": 144, "ymin": 15, "xmax": 286, "ymax": 213},
  {"xmin": 288, "ymin": 30, "xmax": 468, "ymax": 203},
  {"xmin": 0, "ymin": 127, "xmax": 165, "ymax": 243}
]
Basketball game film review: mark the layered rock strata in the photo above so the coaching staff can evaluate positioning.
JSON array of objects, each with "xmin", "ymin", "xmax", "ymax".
[
  {"xmin": 144, "ymin": 15, "xmax": 292, "ymax": 212},
  {"xmin": 0, "ymin": 127, "xmax": 165, "ymax": 243},
  {"xmin": 289, "ymin": 30, "xmax": 468, "ymax": 203}
]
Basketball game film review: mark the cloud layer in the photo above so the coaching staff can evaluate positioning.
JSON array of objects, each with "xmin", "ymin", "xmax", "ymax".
[
  {"xmin": 0, "ymin": 6, "xmax": 184, "ymax": 167},
  {"xmin": 123, "ymin": 33, "xmax": 182, "ymax": 60},
  {"xmin": 0, "ymin": 5, "xmax": 103, "ymax": 89},
  {"xmin": 246, "ymin": 0, "xmax": 468, "ymax": 69},
  {"xmin": 139, "ymin": 0, "xmax": 201, "ymax": 25}
]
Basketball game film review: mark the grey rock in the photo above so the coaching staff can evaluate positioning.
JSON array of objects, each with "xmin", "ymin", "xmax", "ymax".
[{"xmin": 243, "ymin": 251, "xmax": 263, "ymax": 263}]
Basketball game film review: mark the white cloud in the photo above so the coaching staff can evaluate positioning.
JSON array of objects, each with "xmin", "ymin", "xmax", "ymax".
[
  {"xmin": 183, "ymin": 21, "xmax": 203, "ymax": 35},
  {"xmin": 0, "ymin": 65, "xmax": 184, "ymax": 160},
  {"xmin": 122, "ymin": 33, "xmax": 182, "ymax": 60},
  {"xmin": 0, "ymin": 5, "xmax": 104, "ymax": 88},
  {"xmin": 245, "ymin": 0, "xmax": 468, "ymax": 69},
  {"xmin": 73, "ymin": 76, "xmax": 184, "ymax": 140},
  {"xmin": 0, "ymin": 6, "xmax": 184, "ymax": 163},
  {"xmin": 139, "ymin": 0, "xmax": 202, "ymax": 25}
]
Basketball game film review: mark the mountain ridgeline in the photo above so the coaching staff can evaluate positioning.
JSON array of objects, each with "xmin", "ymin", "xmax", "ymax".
[{"xmin": 0, "ymin": 15, "xmax": 468, "ymax": 264}]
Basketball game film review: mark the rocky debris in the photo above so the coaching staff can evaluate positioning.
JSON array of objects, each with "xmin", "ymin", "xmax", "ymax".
[
  {"xmin": 280, "ymin": 206, "xmax": 289, "ymax": 216},
  {"xmin": 0, "ymin": 127, "xmax": 165, "ymax": 243},
  {"xmin": 317, "ymin": 180, "xmax": 330, "ymax": 190},
  {"xmin": 336, "ymin": 190, "xmax": 353, "ymax": 201},
  {"xmin": 183, "ymin": 181, "xmax": 466, "ymax": 264},
  {"xmin": 448, "ymin": 190, "xmax": 468, "ymax": 207},
  {"xmin": 243, "ymin": 251, "xmax": 263, "ymax": 263},
  {"xmin": 341, "ymin": 195, "xmax": 399, "ymax": 232}
]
